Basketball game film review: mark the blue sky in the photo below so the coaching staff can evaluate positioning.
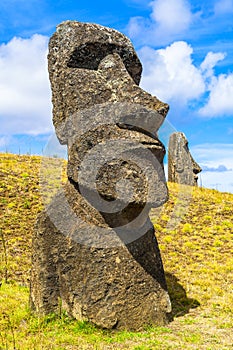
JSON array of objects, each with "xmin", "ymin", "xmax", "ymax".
[{"xmin": 0, "ymin": 0, "xmax": 233, "ymax": 193}]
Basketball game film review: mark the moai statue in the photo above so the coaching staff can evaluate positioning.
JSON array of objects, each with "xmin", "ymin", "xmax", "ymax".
[
  {"xmin": 168, "ymin": 132, "xmax": 202, "ymax": 186},
  {"xmin": 30, "ymin": 21, "xmax": 172, "ymax": 330}
]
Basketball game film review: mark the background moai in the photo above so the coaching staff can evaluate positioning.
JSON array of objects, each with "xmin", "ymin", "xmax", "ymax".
[
  {"xmin": 168, "ymin": 132, "xmax": 202, "ymax": 186},
  {"xmin": 30, "ymin": 21, "xmax": 172, "ymax": 330}
]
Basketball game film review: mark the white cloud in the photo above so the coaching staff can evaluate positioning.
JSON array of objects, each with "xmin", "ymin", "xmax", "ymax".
[
  {"xmin": 127, "ymin": 0, "xmax": 233, "ymax": 118},
  {"xmin": 150, "ymin": 0, "xmax": 192, "ymax": 33},
  {"xmin": 138, "ymin": 41, "xmax": 205, "ymax": 103},
  {"xmin": 199, "ymin": 73, "xmax": 233, "ymax": 116},
  {"xmin": 201, "ymin": 164, "xmax": 232, "ymax": 172},
  {"xmin": 191, "ymin": 143, "xmax": 233, "ymax": 193},
  {"xmin": 191, "ymin": 143, "xmax": 233, "ymax": 167},
  {"xmin": 128, "ymin": 0, "xmax": 193, "ymax": 45},
  {"xmin": 0, "ymin": 34, "xmax": 52, "ymax": 135},
  {"xmin": 138, "ymin": 41, "xmax": 233, "ymax": 117},
  {"xmin": 214, "ymin": 0, "xmax": 233, "ymax": 15},
  {"xmin": 198, "ymin": 52, "xmax": 233, "ymax": 117},
  {"xmin": 200, "ymin": 51, "xmax": 226, "ymax": 80}
]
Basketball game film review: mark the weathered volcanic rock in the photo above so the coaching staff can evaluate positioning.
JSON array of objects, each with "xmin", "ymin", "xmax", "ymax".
[
  {"xmin": 47, "ymin": 20, "xmax": 169, "ymax": 144},
  {"xmin": 30, "ymin": 182, "xmax": 172, "ymax": 330},
  {"xmin": 168, "ymin": 132, "xmax": 202, "ymax": 186},
  {"xmin": 30, "ymin": 21, "xmax": 172, "ymax": 330}
]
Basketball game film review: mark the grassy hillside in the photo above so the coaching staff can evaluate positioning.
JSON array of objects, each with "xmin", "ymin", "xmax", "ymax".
[{"xmin": 0, "ymin": 153, "xmax": 233, "ymax": 349}]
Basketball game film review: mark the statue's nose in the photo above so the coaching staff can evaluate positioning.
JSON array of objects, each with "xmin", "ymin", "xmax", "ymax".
[
  {"xmin": 98, "ymin": 53, "xmax": 169, "ymax": 132},
  {"xmin": 193, "ymin": 159, "xmax": 202, "ymax": 174}
]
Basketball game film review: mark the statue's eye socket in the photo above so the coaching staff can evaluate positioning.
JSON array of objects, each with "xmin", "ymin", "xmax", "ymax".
[
  {"xmin": 67, "ymin": 42, "xmax": 106, "ymax": 70},
  {"xmin": 67, "ymin": 42, "xmax": 142, "ymax": 85},
  {"xmin": 183, "ymin": 143, "xmax": 189, "ymax": 153}
]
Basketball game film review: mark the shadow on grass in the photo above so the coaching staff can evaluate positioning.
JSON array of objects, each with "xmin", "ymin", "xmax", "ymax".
[{"xmin": 165, "ymin": 272, "xmax": 200, "ymax": 317}]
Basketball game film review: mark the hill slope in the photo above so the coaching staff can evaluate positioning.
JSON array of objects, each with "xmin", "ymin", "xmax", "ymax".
[{"xmin": 0, "ymin": 153, "xmax": 233, "ymax": 349}]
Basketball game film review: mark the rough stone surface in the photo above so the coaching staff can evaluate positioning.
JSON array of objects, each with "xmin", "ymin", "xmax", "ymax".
[
  {"xmin": 47, "ymin": 20, "xmax": 169, "ymax": 145},
  {"xmin": 30, "ymin": 20, "xmax": 172, "ymax": 330},
  {"xmin": 168, "ymin": 132, "xmax": 202, "ymax": 186}
]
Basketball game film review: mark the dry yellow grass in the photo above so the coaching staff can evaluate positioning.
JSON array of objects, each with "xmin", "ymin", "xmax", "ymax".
[{"xmin": 0, "ymin": 153, "xmax": 233, "ymax": 349}]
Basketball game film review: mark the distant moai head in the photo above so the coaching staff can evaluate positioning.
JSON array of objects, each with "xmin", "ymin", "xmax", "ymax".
[
  {"xmin": 168, "ymin": 132, "xmax": 202, "ymax": 186},
  {"xmin": 48, "ymin": 21, "xmax": 169, "ymax": 216}
]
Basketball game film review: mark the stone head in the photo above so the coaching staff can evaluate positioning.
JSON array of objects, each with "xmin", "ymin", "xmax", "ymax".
[
  {"xmin": 168, "ymin": 132, "xmax": 202, "ymax": 186},
  {"xmin": 48, "ymin": 21, "xmax": 169, "ymax": 214}
]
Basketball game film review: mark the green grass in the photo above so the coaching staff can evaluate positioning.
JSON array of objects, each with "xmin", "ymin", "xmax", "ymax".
[{"xmin": 0, "ymin": 153, "xmax": 233, "ymax": 349}]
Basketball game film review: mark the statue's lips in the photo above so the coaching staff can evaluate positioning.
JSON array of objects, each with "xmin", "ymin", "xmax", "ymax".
[
  {"xmin": 116, "ymin": 122, "xmax": 157, "ymax": 140},
  {"xmin": 115, "ymin": 126, "xmax": 166, "ymax": 163},
  {"xmin": 116, "ymin": 125, "xmax": 164, "ymax": 150},
  {"xmin": 139, "ymin": 142, "xmax": 162, "ymax": 151}
]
